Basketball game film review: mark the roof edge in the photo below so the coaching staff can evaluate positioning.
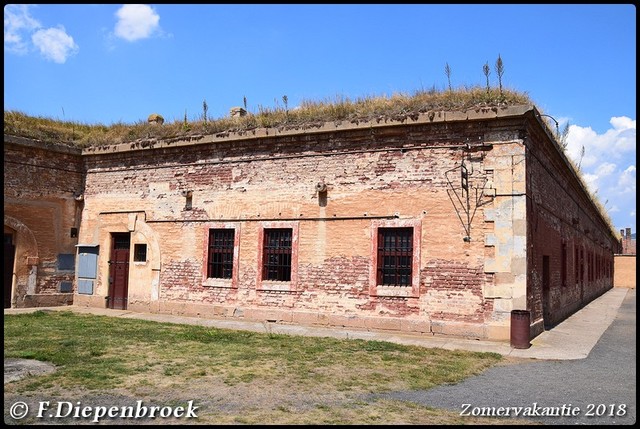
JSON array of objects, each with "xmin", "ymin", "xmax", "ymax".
[
  {"xmin": 79, "ymin": 104, "xmax": 535, "ymax": 155},
  {"xmin": 4, "ymin": 134, "xmax": 82, "ymax": 155}
]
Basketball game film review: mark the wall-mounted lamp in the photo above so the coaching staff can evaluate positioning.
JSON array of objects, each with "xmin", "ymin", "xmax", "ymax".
[{"xmin": 315, "ymin": 182, "xmax": 327, "ymax": 207}]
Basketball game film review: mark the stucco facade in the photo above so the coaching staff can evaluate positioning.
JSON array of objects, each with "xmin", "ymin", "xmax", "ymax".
[{"xmin": 3, "ymin": 105, "xmax": 620, "ymax": 341}]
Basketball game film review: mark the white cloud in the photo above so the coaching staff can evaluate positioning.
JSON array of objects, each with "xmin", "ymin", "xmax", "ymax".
[
  {"xmin": 32, "ymin": 26, "xmax": 79, "ymax": 64},
  {"xmin": 595, "ymin": 162, "xmax": 617, "ymax": 178},
  {"xmin": 565, "ymin": 117, "xmax": 636, "ymax": 169},
  {"xmin": 5, "ymin": 5, "xmax": 79, "ymax": 63},
  {"xmin": 4, "ymin": 4, "xmax": 41, "ymax": 53},
  {"xmin": 610, "ymin": 116, "xmax": 636, "ymax": 131},
  {"xmin": 581, "ymin": 172, "xmax": 599, "ymax": 194},
  {"xmin": 114, "ymin": 4, "xmax": 160, "ymax": 41},
  {"xmin": 565, "ymin": 117, "xmax": 636, "ymax": 231},
  {"xmin": 616, "ymin": 165, "xmax": 636, "ymax": 195}
]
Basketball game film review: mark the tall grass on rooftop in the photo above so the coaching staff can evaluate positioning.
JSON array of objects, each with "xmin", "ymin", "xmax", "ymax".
[
  {"xmin": 3, "ymin": 86, "xmax": 617, "ymax": 235},
  {"xmin": 4, "ymin": 86, "xmax": 530, "ymax": 148}
]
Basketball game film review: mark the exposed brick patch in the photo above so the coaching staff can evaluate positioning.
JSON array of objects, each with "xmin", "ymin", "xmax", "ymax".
[
  {"xmin": 161, "ymin": 260, "xmax": 208, "ymax": 300},
  {"xmin": 423, "ymin": 259, "xmax": 486, "ymax": 323},
  {"xmin": 298, "ymin": 256, "xmax": 369, "ymax": 295},
  {"xmin": 39, "ymin": 274, "xmax": 76, "ymax": 294},
  {"xmin": 356, "ymin": 296, "xmax": 420, "ymax": 317}
]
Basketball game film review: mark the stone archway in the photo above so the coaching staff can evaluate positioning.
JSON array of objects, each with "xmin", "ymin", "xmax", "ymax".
[
  {"xmin": 4, "ymin": 216, "xmax": 39, "ymax": 307},
  {"xmin": 133, "ymin": 219, "xmax": 162, "ymax": 300}
]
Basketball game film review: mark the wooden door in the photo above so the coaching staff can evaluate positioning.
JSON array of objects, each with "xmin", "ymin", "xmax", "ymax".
[{"xmin": 108, "ymin": 233, "xmax": 130, "ymax": 310}]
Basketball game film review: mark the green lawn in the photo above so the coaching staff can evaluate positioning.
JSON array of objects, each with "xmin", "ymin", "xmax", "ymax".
[{"xmin": 4, "ymin": 310, "xmax": 531, "ymax": 424}]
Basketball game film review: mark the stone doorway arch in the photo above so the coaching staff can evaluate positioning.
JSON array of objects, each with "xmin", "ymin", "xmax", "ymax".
[{"xmin": 4, "ymin": 216, "xmax": 39, "ymax": 307}]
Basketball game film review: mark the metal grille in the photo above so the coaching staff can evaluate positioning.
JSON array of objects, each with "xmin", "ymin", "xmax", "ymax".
[
  {"xmin": 263, "ymin": 228, "xmax": 292, "ymax": 282},
  {"xmin": 377, "ymin": 227, "xmax": 413, "ymax": 286},
  {"xmin": 112, "ymin": 233, "xmax": 130, "ymax": 249},
  {"xmin": 208, "ymin": 229, "xmax": 235, "ymax": 279},
  {"xmin": 134, "ymin": 244, "xmax": 147, "ymax": 262}
]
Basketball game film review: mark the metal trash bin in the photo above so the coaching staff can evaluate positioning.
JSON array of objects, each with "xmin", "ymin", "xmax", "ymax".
[{"xmin": 510, "ymin": 309, "xmax": 531, "ymax": 349}]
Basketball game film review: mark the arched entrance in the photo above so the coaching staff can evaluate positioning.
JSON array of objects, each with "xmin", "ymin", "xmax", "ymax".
[{"xmin": 4, "ymin": 232, "xmax": 16, "ymax": 308}]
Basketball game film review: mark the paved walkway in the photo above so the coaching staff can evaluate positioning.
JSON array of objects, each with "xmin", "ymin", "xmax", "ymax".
[
  {"xmin": 376, "ymin": 287, "xmax": 636, "ymax": 425},
  {"xmin": 4, "ymin": 287, "xmax": 632, "ymax": 361}
]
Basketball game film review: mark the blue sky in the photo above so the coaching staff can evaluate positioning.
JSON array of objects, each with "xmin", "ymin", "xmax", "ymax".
[{"xmin": 4, "ymin": 4, "xmax": 636, "ymax": 234}]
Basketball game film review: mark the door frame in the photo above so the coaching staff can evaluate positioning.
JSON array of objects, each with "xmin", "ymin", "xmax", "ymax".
[{"xmin": 108, "ymin": 232, "xmax": 131, "ymax": 310}]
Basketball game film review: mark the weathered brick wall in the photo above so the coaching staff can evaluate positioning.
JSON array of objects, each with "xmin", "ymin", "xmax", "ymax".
[
  {"xmin": 78, "ymin": 114, "xmax": 515, "ymax": 338},
  {"xmin": 3, "ymin": 136, "xmax": 84, "ymax": 307},
  {"xmin": 619, "ymin": 229, "xmax": 636, "ymax": 255},
  {"xmin": 525, "ymin": 116, "xmax": 618, "ymax": 335}
]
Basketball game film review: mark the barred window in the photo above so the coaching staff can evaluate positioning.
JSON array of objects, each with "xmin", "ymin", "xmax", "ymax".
[
  {"xmin": 207, "ymin": 229, "xmax": 235, "ymax": 279},
  {"xmin": 262, "ymin": 228, "xmax": 292, "ymax": 282},
  {"xmin": 133, "ymin": 244, "xmax": 147, "ymax": 262},
  {"xmin": 377, "ymin": 227, "xmax": 413, "ymax": 286}
]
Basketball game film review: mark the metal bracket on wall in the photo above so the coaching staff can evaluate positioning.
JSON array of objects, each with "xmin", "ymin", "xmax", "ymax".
[{"xmin": 445, "ymin": 158, "xmax": 492, "ymax": 241}]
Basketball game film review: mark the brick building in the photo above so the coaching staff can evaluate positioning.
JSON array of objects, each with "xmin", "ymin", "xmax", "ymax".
[
  {"xmin": 619, "ymin": 228, "xmax": 636, "ymax": 255},
  {"xmin": 614, "ymin": 228, "xmax": 636, "ymax": 289},
  {"xmin": 3, "ymin": 104, "xmax": 620, "ymax": 341},
  {"xmin": 4, "ymin": 136, "xmax": 83, "ymax": 309}
]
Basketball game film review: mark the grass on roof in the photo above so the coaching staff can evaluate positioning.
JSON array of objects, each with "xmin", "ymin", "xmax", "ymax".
[
  {"xmin": 2, "ymin": 85, "xmax": 617, "ymax": 234},
  {"xmin": 4, "ymin": 86, "xmax": 531, "ymax": 148},
  {"xmin": 4, "ymin": 85, "xmax": 617, "ymax": 235}
]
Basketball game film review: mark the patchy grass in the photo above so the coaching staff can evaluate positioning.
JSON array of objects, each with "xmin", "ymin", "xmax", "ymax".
[
  {"xmin": 4, "ymin": 311, "xmax": 500, "ymax": 392},
  {"xmin": 2, "ymin": 310, "xmax": 539, "ymax": 424},
  {"xmin": 4, "ymin": 86, "xmax": 532, "ymax": 148},
  {"xmin": 218, "ymin": 399, "xmax": 540, "ymax": 425}
]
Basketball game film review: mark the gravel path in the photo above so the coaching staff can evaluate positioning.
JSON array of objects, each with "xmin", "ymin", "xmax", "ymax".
[{"xmin": 373, "ymin": 288, "xmax": 636, "ymax": 425}]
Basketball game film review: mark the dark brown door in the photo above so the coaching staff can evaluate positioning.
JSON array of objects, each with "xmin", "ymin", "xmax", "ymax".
[
  {"xmin": 4, "ymin": 234, "xmax": 15, "ymax": 309},
  {"xmin": 108, "ymin": 233, "xmax": 130, "ymax": 310},
  {"xmin": 542, "ymin": 255, "xmax": 551, "ymax": 329}
]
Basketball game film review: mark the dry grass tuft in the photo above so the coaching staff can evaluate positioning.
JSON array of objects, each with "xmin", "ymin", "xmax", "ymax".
[{"xmin": 4, "ymin": 86, "xmax": 531, "ymax": 148}]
